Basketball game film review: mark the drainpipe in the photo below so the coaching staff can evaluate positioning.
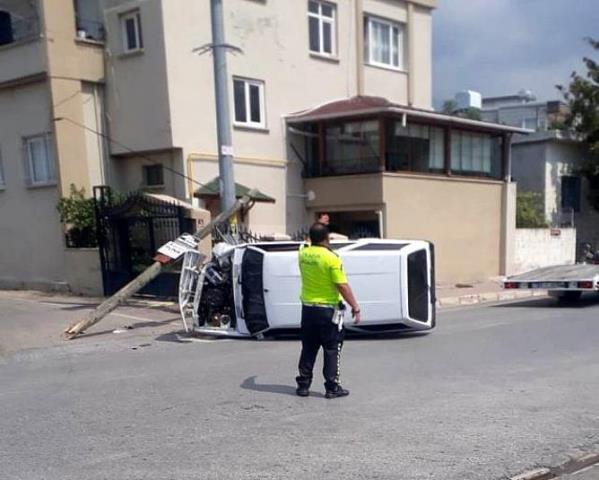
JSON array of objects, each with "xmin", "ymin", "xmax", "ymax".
[{"xmin": 355, "ymin": 0, "xmax": 364, "ymax": 96}]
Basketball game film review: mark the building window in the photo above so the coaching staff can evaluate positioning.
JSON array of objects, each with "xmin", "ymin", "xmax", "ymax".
[
  {"xmin": 121, "ymin": 10, "xmax": 143, "ymax": 53},
  {"xmin": 323, "ymin": 120, "xmax": 380, "ymax": 176},
  {"xmin": 450, "ymin": 130, "xmax": 502, "ymax": 179},
  {"xmin": 23, "ymin": 134, "xmax": 57, "ymax": 186},
  {"xmin": 233, "ymin": 77, "xmax": 266, "ymax": 128},
  {"xmin": 561, "ymin": 176, "xmax": 581, "ymax": 212},
  {"xmin": 386, "ymin": 122, "xmax": 445, "ymax": 173},
  {"xmin": 143, "ymin": 164, "xmax": 164, "ymax": 187},
  {"xmin": 308, "ymin": 1, "xmax": 336, "ymax": 56},
  {"xmin": 364, "ymin": 16, "xmax": 405, "ymax": 70}
]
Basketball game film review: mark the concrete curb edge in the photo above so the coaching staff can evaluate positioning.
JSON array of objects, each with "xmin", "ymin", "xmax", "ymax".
[
  {"xmin": 509, "ymin": 450, "xmax": 599, "ymax": 480},
  {"xmin": 437, "ymin": 289, "xmax": 547, "ymax": 309}
]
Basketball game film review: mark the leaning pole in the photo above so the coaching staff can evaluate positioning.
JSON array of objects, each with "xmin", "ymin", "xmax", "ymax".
[{"xmin": 64, "ymin": 191, "xmax": 256, "ymax": 339}]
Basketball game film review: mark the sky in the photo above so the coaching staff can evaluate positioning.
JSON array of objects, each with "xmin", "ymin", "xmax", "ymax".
[{"xmin": 432, "ymin": 0, "xmax": 599, "ymax": 108}]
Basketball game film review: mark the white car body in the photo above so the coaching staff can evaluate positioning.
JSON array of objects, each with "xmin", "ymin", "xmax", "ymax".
[{"xmin": 179, "ymin": 239, "xmax": 436, "ymax": 337}]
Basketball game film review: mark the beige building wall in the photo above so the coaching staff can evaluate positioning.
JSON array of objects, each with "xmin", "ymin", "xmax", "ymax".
[
  {"xmin": 0, "ymin": 81, "xmax": 67, "ymax": 288},
  {"xmin": 382, "ymin": 174, "xmax": 505, "ymax": 282},
  {"xmin": 0, "ymin": 0, "xmax": 108, "ymax": 291},
  {"xmin": 305, "ymin": 172, "xmax": 510, "ymax": 282},
  {"xmin": 103, "ymin": 0, "xmax": 435, "ymax": 232},
  {"xmin": 111, "ymin": 150, "xmax": 186, "ymax": 198},
  {"xmin": 409, "ymin": 5, "xmax": 432, "ymax": 108},
  {"xmin": 102, "ymin": 0, "xmax": 174, "ymax": 154},
  {"xmin": 189, "ymin": 154, "xmax": 287, "ymax": 235},
  {"xmin": 40, "ymin": 0, "xmax": 106, "ymax": 197},
  {"xmin": 0, "ymin": 40, "xmax": 46, "ymax": 85}
]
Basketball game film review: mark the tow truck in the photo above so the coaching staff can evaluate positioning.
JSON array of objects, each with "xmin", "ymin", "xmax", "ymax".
[{"xmin": 503, "ymin": 264, "xmax": 599, "ymax": 303}]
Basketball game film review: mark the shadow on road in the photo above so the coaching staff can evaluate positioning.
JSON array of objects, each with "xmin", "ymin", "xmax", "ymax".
[
  {"xmin": 241, "ymin": 375, "xmax": 326, "ymax": 398},
  {"xmin": 493, "ymin": 294, "xmax": 599, "ymax": 309},
  {"xmin": 72, "ymin": 317, "xmax": 181, "ymax": 340}
]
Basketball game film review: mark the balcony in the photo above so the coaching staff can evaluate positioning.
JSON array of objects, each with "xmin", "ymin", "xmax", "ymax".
[
  {"xmin": 74, "ymin": 0, "xmax": 105, "ymax": 42},
  {"xmin": 0, "ymin": 2, "xmax": 45, "ymax": 85},
  {"xmin": 286, "ymin": 96, "xmax": 528, "ymax": 182},
  {"xmin": 0, "ymin": 9, "xmax": 41, "ymax": 47}
]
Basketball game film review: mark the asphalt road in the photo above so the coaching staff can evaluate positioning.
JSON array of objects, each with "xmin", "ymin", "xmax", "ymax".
[{"xmin": 1, "ymin": 294, "xmax": 599, "ymax": 480}]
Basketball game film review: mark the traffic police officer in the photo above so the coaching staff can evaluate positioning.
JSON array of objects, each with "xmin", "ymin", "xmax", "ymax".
[{"xmin": 296, "ymin": 222, "xmax": 361, "ymax": 399}]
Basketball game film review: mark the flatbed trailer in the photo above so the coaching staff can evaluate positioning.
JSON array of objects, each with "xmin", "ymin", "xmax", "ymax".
[{"xmin": 503, "ymin": 264, "xmax": 599, "ymax": 302}]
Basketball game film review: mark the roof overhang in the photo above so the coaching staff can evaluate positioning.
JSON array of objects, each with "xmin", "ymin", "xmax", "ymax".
[
  {"xmin": 194, "ymin": 178, "xmax": 276, "ymax": 204},
  {"xmin": 285, "ymin": 96, "xmax": 532, "ymax": 135}
]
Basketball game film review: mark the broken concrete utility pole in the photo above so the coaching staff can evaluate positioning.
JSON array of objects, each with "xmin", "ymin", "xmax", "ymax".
[
  {"xmin": 64, "ymin": 191, "xmax": 257, "ymax": 339},
  {"xmin": 210, "ymin": 0, "xmax": 236, "ymax": 211}
]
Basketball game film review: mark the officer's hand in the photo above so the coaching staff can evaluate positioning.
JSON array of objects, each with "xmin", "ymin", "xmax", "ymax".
[{"xmin": 352, "ymin": 310, "xmax": 361, "ymax": 324}]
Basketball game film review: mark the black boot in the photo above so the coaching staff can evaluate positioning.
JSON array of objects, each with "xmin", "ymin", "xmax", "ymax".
[
  {"xmin": 296, "ymin": 386, "xmax": 310, "ymax": 397},
  {"xmin": 325, "ymin": 386, "xmax": 349, "ymax": 399},
  {"xmin": 296, "ymin": 376, "xmax": 310, "ymax": 397}
]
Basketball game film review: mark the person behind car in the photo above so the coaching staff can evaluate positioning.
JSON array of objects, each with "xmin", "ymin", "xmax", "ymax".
[
  {"xmin": 296, "ymin": 222, "xmax": 361, "ymax": 399},
  {"xmin": 317, "ymin": 212, "xmax": 330, "ymax": 226}
]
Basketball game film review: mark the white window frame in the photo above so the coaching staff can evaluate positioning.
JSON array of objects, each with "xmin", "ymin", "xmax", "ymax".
[
  {"xmin": 120, "ymin": 10, "xmax": 143, "ymax": 53},
  {"xmin": 23, "ymin": 133, "xmax": 57, "ymax": 187},
  {"xmin": 364, "ymin": 15, "xmax": 405, "ymax": 71},
  {"xmin": 308, "ymin": 1, "xmax": 337, "ymax": 57},
  {"xmin": 233, "ymin": 77, "xmax": 266, "ymax": 129}
]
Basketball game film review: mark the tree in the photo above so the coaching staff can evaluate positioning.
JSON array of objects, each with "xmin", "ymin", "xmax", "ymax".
[
  {"xmin": 516, "ymin": 192, "xmax": 548, "ymax": 229},
  {"xmin": 557, "ymin": 37, "xmax": 599, "ymax": 170},
  {"xmin": 442, "ymin": 99, "xmax": 458, "ymax": 114},
  {"xmin": 441, "ymin": 99, "xmax": 482, "ymax": 120}
]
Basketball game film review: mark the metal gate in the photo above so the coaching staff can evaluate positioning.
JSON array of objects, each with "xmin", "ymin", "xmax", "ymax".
[{"xmin": 94, "ymin": 186, "xmax": 194, "ymax": 298}]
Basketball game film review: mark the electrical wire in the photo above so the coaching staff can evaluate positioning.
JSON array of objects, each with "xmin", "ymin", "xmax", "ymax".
[{"xmin": 53, "ymin": 116, "xmax": 205, "ymax": 189}]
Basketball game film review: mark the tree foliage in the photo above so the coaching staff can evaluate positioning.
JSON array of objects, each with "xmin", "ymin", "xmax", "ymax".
[
  {"xmin": 57, "ymin": 184, "xmax": 97, "ymax": 247},
  {"xmin": 57, "ymin": 185, "xmax": 96, "ymax": 229},
  {"xmin": 441, "ymin": 99, "xmax": 482, "ymax": 120},
  {"xmin": 557, "ymin": 37, "xmax": 599, "ymax": 170},
  {"xmin": 516, "ymin": 191, "xmax": 548, "ymax": 229}
]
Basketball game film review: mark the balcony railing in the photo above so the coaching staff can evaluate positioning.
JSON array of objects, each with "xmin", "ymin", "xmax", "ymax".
[
  {"xmin": 75, "ymin": 16, "xmax": 105, "ymax": 42},
  {"xmin": 0, "ymin": 15, "xmax": 41, "ymax": 46}
]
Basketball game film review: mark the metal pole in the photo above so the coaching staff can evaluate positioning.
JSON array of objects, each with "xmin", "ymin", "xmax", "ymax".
[{"xmin": 210, "ymin": 0, "xmax": 236, "ymax": 212}]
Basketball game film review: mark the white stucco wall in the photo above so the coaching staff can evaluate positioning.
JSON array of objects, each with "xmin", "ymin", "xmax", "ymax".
[{"xmin": 512, "ymin": 228, "xmax": 576, "ymax": 275}]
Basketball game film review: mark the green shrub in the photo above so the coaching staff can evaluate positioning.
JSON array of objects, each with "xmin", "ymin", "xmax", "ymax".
[
  {"xmin": 516, "ymin": 191, "xmax": 548, "ymax": 228},
  {"xmin": 57, "ymin": 185, "xmax": 97, "ymax": 247}
]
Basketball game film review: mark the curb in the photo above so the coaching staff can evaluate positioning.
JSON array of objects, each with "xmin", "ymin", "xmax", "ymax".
[
  {"xmin": 509, "ymin": 450, "xmax": 599, "ymax": 480},
  {"xmin": 510, "ymin": 468, "xmax": 552, "ymax": 480},
  {"xmin": 437, "ymin": 289, "xmax": 547, "ymax": 309}
]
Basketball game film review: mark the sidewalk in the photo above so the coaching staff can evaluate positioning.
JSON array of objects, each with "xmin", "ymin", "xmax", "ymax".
[{"xmin": 436, "ymin": 279, "xmax": 547, "ymax": 308}]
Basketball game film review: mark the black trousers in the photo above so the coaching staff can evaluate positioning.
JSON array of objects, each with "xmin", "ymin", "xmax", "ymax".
[{"xmin": 296, "ymin": 305, "xmax": 345, "ymax": 391}]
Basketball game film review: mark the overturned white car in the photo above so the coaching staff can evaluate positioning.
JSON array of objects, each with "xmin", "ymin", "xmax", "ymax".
[{"xmin": 178, "ymin": 239, "xmax": 436, "ymax": 338}]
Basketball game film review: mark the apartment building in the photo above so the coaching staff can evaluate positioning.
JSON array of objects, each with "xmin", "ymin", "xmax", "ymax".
[
  {"xmin": 103, "ymin": 0, "xmax": 526, "ymax": 282},
  {"xmin": 0, "ymin": 0, "xmax": 527, "ymax": 291},
  {"xmin": 100, "ymin": 0, "xmax": 436, "ymax": 231},
  {"xmin": 0, "ymin": 0, "xmax": 106, "ymax": 291}
]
